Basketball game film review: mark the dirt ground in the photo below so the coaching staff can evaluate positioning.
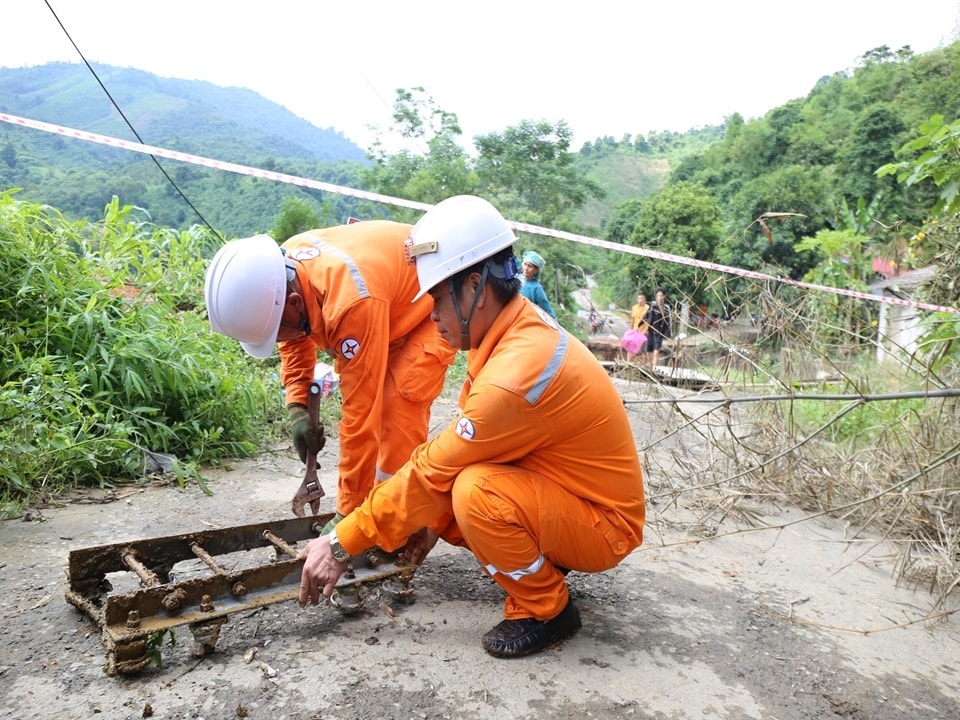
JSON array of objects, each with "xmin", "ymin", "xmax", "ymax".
[{"xmin": 1, "ymin": 384, "xmax": 959, "ymax": 720}]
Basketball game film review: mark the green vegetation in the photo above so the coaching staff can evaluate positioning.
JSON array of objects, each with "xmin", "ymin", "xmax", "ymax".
[
  {"xmin": 144, "ymin": 629, "xmax": 177, "ymax": 669},
  {"xmin": 783, "ymin": 368, "xmax": 929, "ymax": 447},
  {"xmin": 0, "ymin": 62, "xmax": 368, "ymax": 238},
  {"xmin": 361, "ymin": 87, "xmax": 606, "ymax": 318},
  {"xmin": 0, "ymin": 192, "xmax": 284, "ymax": 517},
  {"xmin": 575, "ymin": 125, "xmax": 724, "ymax": 229},
  {"xmin": 593, "ymin": 42, "xmax": 960, "ymax": 317}
]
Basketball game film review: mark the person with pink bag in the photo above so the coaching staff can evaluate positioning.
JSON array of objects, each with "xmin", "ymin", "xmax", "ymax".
[{"xmin": 621, "ymin": 292, "xmax": 649, "ymax": 363}]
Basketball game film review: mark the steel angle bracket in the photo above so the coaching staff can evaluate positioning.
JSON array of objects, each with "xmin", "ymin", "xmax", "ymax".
[{"xmin": 63, "ymin": 514, "xmax": 415, "ymax": 675}]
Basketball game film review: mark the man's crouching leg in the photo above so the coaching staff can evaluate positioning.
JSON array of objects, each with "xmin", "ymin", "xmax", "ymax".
[
  {"xmin": 481, "ymin": 593, "xmax": 582, "ymax": 659},
  {"xmin": 451, "ymin": 463, "xmax": 585, "ymax": 658}
]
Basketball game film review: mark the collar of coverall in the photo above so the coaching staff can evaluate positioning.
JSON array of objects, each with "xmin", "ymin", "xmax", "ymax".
[{"xmin": 464, "ymin": 293, "xmax": 526, "ymax": 376}]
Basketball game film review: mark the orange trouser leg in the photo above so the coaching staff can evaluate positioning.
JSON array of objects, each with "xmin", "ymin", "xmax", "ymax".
[
  {"xmin": 450, "ymin": 463, "xmax": 628, "ymax": 621},
  {"xmin": 377, "ymin": 318, "xmax": 456, "ymax": 480}
]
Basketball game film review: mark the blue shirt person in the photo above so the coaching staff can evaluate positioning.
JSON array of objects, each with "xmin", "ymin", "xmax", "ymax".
[{"xmin": 519, "ymin": 250, "xmax": 556, "ymax": 319}]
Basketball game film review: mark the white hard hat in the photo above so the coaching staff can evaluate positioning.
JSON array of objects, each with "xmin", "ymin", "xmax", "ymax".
[
  {"xmin": 408, "ymin": 195, "xmax": 517, "ymax": 301},
  {"xmin": 205, "ymin": 234, "xmax": 286, "ymax": 359}
]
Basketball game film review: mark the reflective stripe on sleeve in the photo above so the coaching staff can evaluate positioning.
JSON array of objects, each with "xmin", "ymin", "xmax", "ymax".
[
  {"xmin": 526, "ymin": 332, "xmax": 566, "ymax": 405},
  {"xmin": 303, "ymin": 233, "xmax": 370, "ymax": 299}
]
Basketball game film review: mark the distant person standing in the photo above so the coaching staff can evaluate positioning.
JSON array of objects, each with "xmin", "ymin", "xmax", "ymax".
[
  {"xmin": 519, "ymin": 250, "xmax": 557, "ymax": 319},
  {"xmin": 628, "ymin": 292, "xmax": 650, "ymax": 363},
  {"xmin": 644, "ymin": 288, "xmax": 672, "ymax": 367}
]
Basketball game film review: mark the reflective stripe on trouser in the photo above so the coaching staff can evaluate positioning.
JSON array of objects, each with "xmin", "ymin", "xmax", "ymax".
[{"xmin": 448, "ymin": 462, "xmax": 631, "ymax": 621}]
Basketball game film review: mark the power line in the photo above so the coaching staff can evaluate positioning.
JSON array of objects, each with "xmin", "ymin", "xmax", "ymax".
[{"xmin": 42, "ymin": 0, "xmax": 222, "ymax": 240}]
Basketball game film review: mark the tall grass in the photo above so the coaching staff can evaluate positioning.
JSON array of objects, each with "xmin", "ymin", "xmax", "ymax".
[
  {"xmin": 618, "ymin": 267, "xmax": 960, "ymax": 609},
  {"xmin": 0, "ymin": 192, "xmax": 283, "ymax": 517}
]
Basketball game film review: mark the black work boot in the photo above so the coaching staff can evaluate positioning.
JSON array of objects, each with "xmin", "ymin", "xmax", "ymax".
[{"xmin": 481, "ymin": 599, "xmax": 582, "ymax": 658}]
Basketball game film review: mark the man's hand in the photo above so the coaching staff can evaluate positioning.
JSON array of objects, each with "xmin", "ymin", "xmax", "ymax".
[
  {"xmin": 402, "ymin": 528, "xmax": 440, "ymax": 566},
  {"xmin": 289, "ymin": 403, "xmax": 325, "ymax": 463},
  {"xmin": 298, "ymin": 535, "xmax": 346, "ymax": 606}
]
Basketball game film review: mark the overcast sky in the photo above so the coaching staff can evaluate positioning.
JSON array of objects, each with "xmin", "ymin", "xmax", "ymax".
[{"xmin": 3, "ymin": 1, "xmax": 959, "ymax": 153}]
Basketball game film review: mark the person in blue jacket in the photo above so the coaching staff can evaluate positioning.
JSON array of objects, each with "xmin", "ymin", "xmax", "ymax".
[{"xmin": 519, "ymin": 250, "xmax": 556, "ymax": 319}]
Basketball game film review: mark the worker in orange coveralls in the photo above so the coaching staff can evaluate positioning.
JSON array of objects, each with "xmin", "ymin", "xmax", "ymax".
[
  {"xmin": 204, "ymin": 221, "xmax": 457, "ymax": 529},
  {"xmin": 298, "ymin": 196, "xmax": 645, "ymax": 658}
]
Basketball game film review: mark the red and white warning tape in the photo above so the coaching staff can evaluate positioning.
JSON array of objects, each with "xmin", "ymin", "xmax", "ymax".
[
  {"xmin": 0, "ymin": 112, "xmax": 431, "ymax": 214},
  {"xmin": 510, "ymin": 220, "xmax": 960, "ymax": 315},
  {"xmin": 2, "ymin": 112, "xmax": 957, "ymax": 315}
]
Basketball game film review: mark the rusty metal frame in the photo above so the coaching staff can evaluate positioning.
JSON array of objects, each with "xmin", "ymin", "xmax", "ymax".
[{"xmin": 64, "ymin": 514, "xmax": 414, "ymax": 675}]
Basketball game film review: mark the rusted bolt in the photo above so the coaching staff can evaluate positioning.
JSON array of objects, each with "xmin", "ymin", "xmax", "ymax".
[
  {"xmin": 231, "ymin": 582, "xmax": 247, "ymax": 597},
  {"xmin": 199, "ymin": 594, "xmax": 214, "ymax": 612},
  {"xmin": 331, "ymin": 583, "xmax": 363, "ymax": 614},
  {"xmin": 162, "ymin": 588, "xmax": 187, "ymax": 611},
  {"xmin": 343, "ymin": 565, "xmax": 356, "ymax": 579},
  {"xmin": 260, "ymin": 529, "xmax": 299, "ymax": 558},
  {"xmin": 190, "ymin": 617, "xmax": 225, "ymax": 656},
  {"xmin": 364, "ymin": 549, "xmax": 382, "ymax": 568},
  {"xmin": 126, "ymin": 610, "xmax": 141, "ymax": 629}
]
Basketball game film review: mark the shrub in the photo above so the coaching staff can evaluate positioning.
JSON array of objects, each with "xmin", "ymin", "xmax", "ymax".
[{"xmin": 0, "ymin": 192, "xmax": 283, "ymax": 515}]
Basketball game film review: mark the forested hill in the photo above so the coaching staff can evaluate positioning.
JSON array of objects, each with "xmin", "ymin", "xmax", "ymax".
[
  {"xmin": 574, "ymin": 125, "xmax": 726, "ymax": 229},
  {"xmin": 591, "ymin": 40, "xmax": 960, "ymax": 309},
  {"xmin": 0, "ymin": 61, "xmax": 724, "ymax": 236},
  {"xmin": 0, "ymin": 62, "xmax": 368, "ymax": 235},
  {"xmin": 3, "ymin": 42, "xmax": 959, "ymax": 248},
  {"xmin": 0, "ymin": 62, "xmax": 365, "ymax": 163}
]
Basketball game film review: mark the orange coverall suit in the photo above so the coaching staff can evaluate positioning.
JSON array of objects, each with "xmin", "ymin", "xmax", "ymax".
[
  {"xmin": 278, "ymin": 221, "xmax": 456, "ymax": 515},
  {"xmin": 335, "ymin": 295, "xmax": 646, "ymax": 621}
]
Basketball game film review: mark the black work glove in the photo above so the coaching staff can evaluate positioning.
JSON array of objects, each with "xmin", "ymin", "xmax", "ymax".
[{"xmin": 288, "ymin": 403, "xmax": 326, "ymax": 463}]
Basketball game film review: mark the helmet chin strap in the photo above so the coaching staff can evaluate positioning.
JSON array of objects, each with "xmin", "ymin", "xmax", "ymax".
[
  {"xmin": 449, "ymin": 265, "xmax": 490, "ymax": 351},
  {"xmin": 282, "ymin": 260, "xmax": 312, "ymax": 336}
]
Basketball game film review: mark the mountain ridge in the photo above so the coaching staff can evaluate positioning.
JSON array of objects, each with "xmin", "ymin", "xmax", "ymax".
[
  {"xmin": 0, "ymin": 62, "xmax": 373, "ymax": 234},
  {"xmin": 0, "ymin": 62, "xmax": 367, "ymax": 164}
]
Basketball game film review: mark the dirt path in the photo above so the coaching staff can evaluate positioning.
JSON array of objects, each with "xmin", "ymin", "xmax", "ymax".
[{"xmin": 1, "ymin": 390, "xmax": 958, "ymax": 719}]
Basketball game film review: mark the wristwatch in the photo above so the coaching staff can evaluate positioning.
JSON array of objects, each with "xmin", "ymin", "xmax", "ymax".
[{"xmin": 328, "ymin": 529, "xmax": 351, "ymax": 563}]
